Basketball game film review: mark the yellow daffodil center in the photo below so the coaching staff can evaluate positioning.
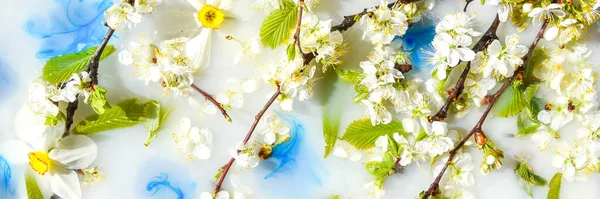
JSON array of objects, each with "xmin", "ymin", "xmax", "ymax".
[
  {"xmin": 28, "ymin": 152, "xmax": 51, "ymax": 175},
  {"xmin": 197, "ymin": 5, "xmax": 224, "ymax": 29}
]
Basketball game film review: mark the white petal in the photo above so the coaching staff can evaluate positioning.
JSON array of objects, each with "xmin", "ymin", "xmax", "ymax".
[
  {"xmin": 498, "ymin": 5, "xmax": 509, "ymax": 22},
  {"xmin": 241, "ymin": 79, "xmax": 257, "ymax": 93},
  {"xmin": 200, "ymin": 192, "xmax": 213, "ymax": 199},
  {"xmin": 15, "ymin": 105, "xmax": 63, "ymax": 151},
  {"xmin": 0, "ymin": 140, "xmax": 33, "ymax": 164},
  {"xmin": 263, "ymin": 132, "xmax": 276, "ymax": 145},
  {"xmin": 194, "ymin": 144, "xmax": 212, "ymax": 160},
  {"xmin": 216, "ymin": 190, "xmax": 230, "ymax": 199},
  {"xmin": 544, "ymin": 26, "xmax": 559, "ymax": 41},
  {"xmin": 189, "ymin": 127, "xmax": 202, "ymax": 143},
  {"xmin": 348, "ymin": 151, "xmax": 362, "ymax": 161},
  {"xmin": 185, "ymin": 29, "xmax": 213, "ymax": 70},
  {"xmin": 181, "ymin": 117, "xmax": 192, "ymax": 131},
  {"xmin": 537, "ymin": 110, "xmax": 552, "ymax": 124},
  {"xmin": 187, "ymin": 0, "xmax": 206, "ymax": 10},
  {"xmin": 51, "ymin": 171, "xmax": 81, "ymax": 199},
  {"xmin": 49, "ymin": 135, "xmax": 97, "ymax": 169}
]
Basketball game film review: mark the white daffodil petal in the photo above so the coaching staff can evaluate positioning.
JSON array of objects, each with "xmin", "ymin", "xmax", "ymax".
[
  {"xmin": 0, "ymin": 140, "xmax": 33, "ymax": 164},
  {"xmin": 186, "ymin": 29, "xmax": 213, "ymax": 70},
  {"xmin": 49, "ymin": 135, "xmax": 97, "ymax": 170},
  {"xmin": 15, "ymin": 105, "xmax": 63, "ymax": 151},
  {"xmin": 51, "ymin": 171, "xmax": 82, "ymax": 199},
  {"xmin": 187, "ymin": 0, "xmax": 206, "ymax": 10}
]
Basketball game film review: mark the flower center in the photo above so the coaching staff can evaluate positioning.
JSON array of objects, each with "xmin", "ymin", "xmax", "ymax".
[
  {"xmin": 197, "ymin": 5, "xmax": 225, "ymax": 29},
  {"xmin": 28, "ymin": 152, "xmax": 51, "ymax": 175}
]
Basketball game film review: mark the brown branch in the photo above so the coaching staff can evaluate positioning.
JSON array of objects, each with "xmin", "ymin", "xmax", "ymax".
[
  {"xmin": 427, "ymin": 15, "xmax": 501, "ymax": 122},
  {"xmin": 63, "ymin": 98, "xmax": 79, "ymax": 137},
  {"xmin": 191, "ymin": 84, "xmax": 231, "ymax": 122},
  {"xmin": 293, "ymin": 0, "xmax": 306, "ymax": 55},
  {"xmin": 463, "ymin": 0, "xmax": 473, "ymax": 12},
  {"xmin": 421, "ymin": 20, "xmax": 550, "ymax": 199},
  {"xmin": 213, "ymin": 85, "xmax": 282, "ymax": 195}
]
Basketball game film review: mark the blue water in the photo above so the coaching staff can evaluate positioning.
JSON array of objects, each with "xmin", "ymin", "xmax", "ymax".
[
  {"xmin": 25, "ymin": 0, "xmax": 113, "ymax": 59},
  {"xmin": 258, "ymin": 112, "xmax": 327, "ymax": 198},
  {"xmin": 0, "ymin": 155, "xmax": 15, "ymax": 198},
  {"xmin": 138, "ymin": 158, "xmax": 197, "ymax": 199},
  {"xmin": 392, "ymin": 17, "xmax": 436, "ymax": 70},
  {"xmin": 0, "ymin": 59, "xmax": 15, "ymax": 102},
  {"xmin": 147, "ymin": 173, "xmax": 185, "ymax": 199}
]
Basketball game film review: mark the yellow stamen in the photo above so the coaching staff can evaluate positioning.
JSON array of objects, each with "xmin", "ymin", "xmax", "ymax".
[
  {"xmin": 28, "ymin": 152, "xmax": 51, "ymax": 175},
  {"xmin": 197, "ymin": 5, "xmax": 225, "ymax": 29}
]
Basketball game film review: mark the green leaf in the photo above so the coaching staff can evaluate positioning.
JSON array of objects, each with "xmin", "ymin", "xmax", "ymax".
[
  {"xmin": 322, "ymin": 109, "xmax": 341, "ymax": 158},
  {"xmin": 548, "ymin": 172, "xmax": 562, "ymax": 199},
  {"xmin": 515, "ymin": 161, "xmax": 547, "ymax": 186},
  {"xmin": 524, "ymin": 84, "xmax": 539, "ymax": 103},
  {"xmin": 73, "ymin": 98, "xmax": 146, "ymax": 134},
  {"xmin": 259, "ymin": 1, "xmax": 298, "ymax": 49},
  {"xmin": 87, "ymin": 85, "xmax": 110, "ymax": 114},
  {"xmin": 387, "ymin": 134, "xmax": 400, "ymax": 157},
  {"xmin": 337, "ymin": 69, "xmax": 366, "ymax": 84},
  {"xmin": 43, "ymin": 45, "xmax": 116, "ymax": 84},
  {"xmin": 329, "ymin": 195, "xmax": 341, "ymax": 199},
  {"xmin": 341, "ymin": 119, "xmax": 404, "ymax": 150},
  {"xmin": 25, "ymin": 171, "xmax": 43, "ymax": 199},
  {"xmin": 527, "ymin": 97, "xmax": 545, "ymax": 121},
  {"xmin": 382, "ymin": 152, "xmax": 395, "ymax": 168},
  {"xmin": 365, "ymin": 161, "xmax": 391, "ymax": 178},
  {"xmin": 45, "ymin": 112, "xmax": 66, "ymax": 126},
  {"xmin": 144, "ymin": 101, "xmax": 171, "ymax": 146},
  {"xmin": 415, "ymin": 128, "xmax": 428, "ymax": 142},
  {"xmin": 493, "ymin": 84, "xmax": 526, "ymax": 117},
  {"xmin": 286, "ymin": 44, "xmax": 296, "ymax": 61},
  {"xmin": 516, "ymin": 124, "xmax": 540, "ymax": 137}
]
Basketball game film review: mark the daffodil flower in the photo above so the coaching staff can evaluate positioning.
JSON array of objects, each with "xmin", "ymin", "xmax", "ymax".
[
  {"xmin": 185, "ymin": 0, "xmax": 234, "ymax": 70},
  {"xmin": 0, "ymin": 105, "xmax": 97, "ymax": 199}
]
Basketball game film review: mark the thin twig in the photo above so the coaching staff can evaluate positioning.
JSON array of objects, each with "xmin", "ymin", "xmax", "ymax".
[
  {"xmin": 191, "ymin": 84, "xmax": 232, "ymax": 122},
  {"xmin": 213, "ymin": 85, "xmax": 282, "ymax": 195},
  {"xmin": 427, "ymin": 15, "xmax": 501, "ymax": 122},
  {"xmin": 463, "ymin": 0, "xmax": 473, "ymax": 12},
  {"xmin": 293, "ymin": 0, "xmax": 306, "ymax": 55},
  {"xmin": 421, "ymin": 20, "xmax": 550, "ymax": 199}
]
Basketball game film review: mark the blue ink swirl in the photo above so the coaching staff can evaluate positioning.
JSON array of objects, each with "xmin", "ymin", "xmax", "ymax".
[
  {"xmin": 392, "ymin": 17, "xmax": 436, "ymax": 70},
  {"xmin": 259, "ymin": 113, "xmax": 327, "ymax": 198},
  {"xmin": 0, "ymin": 59, "xmax": 16, "ymax": 102},
  {"xmin": 0, "ymin": 155, "xmax": 15, "ymax": 198},
  {"xmin": 25, "ymin": 0, "xmax": 113, "ymax": 59},
  {"xmin": 146, "ymin": 173, "xmax": 184, "ymax": 199}
]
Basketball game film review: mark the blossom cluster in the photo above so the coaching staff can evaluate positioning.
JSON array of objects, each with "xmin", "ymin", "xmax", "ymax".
[
  {"xmin": 119, "ymin": 36, "xmax": 198, "ymax": 96},
  {"xmin": 430, "ymin": 12, "xmax": 480, "ymax": 81},
  {"xmin": 105, "ymin": 0, "xmax": 162, "ymax": 31},
  {"xmin": 300, "ymin": 13, "xmax": 347, "ymax": 70}
]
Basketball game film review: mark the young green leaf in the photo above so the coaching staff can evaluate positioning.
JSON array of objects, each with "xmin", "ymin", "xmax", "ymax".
[
  {"xmin": 25, "ymin": 171, "xmax": 43, "ymax": 199},
  {"xmin": 516, "ymin": 124, "xmax": 540, "ymax": 137},
  {"xmin": 548, "ymin": 172, "xmax": 562, "ymax": 199},
  {"xmin": 87, "ymin": 85, "xmax": 110, "ymax": 114},
  {"xmin": 43, "ymin": 45, "xmax": 116, "ymax": 84},
  {"xmin": 415, "ymin": 129, "xmax": 428, "ymax": 142},
  {"xmin": 259, "ymin": 1, "xmax": 298, "ymax": 49},
  {"xmin": 73, "ymin": 98, "xmax": 146, "ymax": 134},
  {"xmin": 515, "ymin": 161, "xmax": 547, "ymax": 187},
  {"xmin": 337, "ymin": 69, "xmax": 366, "ymax": 84},
  {"xmin": 493, "ymin": 84, "xmax": 526, "ymax": 117},
  {"xmin": 365, "ymin": 161, "xmax": 391, "ymax": 178},
  {"xmin": 341, "ymin": 119, "xmax": 404, "ymax": 150},
  {"xmin": 286, "ymin": 44, "xmax": 296, "ymax": 61},
  {"xmin": 527, "ymin": 97, "xmax": 545, "ymax": 121},
  {"xmin": 144, "ymin": 101, "xmax": 171, "ymax": 146},
  {"xmin": 322, "ymin": 109, "xmax": 341, "ymax": 158}
]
